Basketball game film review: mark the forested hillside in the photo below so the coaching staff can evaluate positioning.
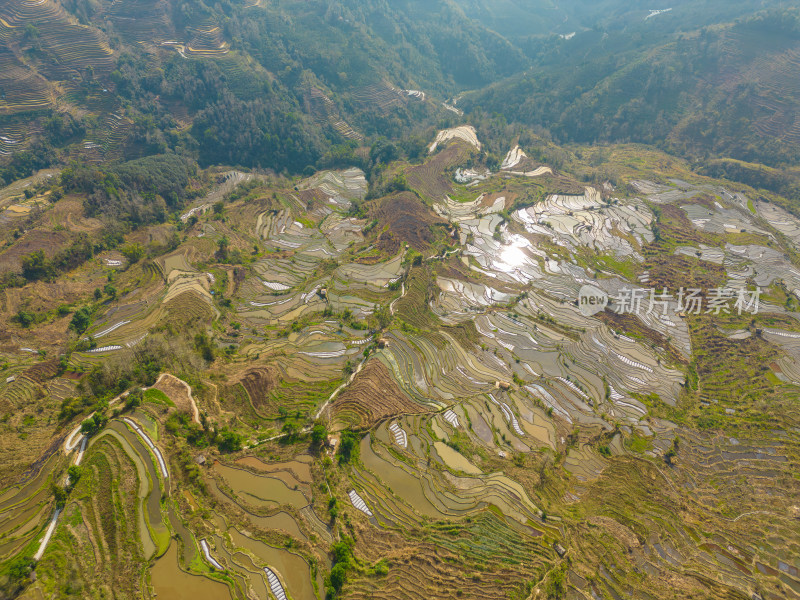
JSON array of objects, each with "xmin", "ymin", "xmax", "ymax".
[
  {"xmin": 461, "ymin": 9, "xmax": 800, "ymax": 192},
  {"xmin": 1, "ymin": 0, "xmax": 798, "ymax": 191}
]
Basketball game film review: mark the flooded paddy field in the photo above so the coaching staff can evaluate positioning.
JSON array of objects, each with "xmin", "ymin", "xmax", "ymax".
[
  {"xmin": 150, "ymin": 543, "xmax": 232, "ymax": 600},
  {"xmin": 212, "ymin": 461, "xmax": 310, "ymax": 510}
]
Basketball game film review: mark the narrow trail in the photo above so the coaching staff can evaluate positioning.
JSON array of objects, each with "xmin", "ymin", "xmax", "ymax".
[
  {"xmin": 389, "ymin": 282, "xmax": 406, "ymax": 316},
  {"xmin": 247, "ymin": 337, "xmax": 374, "ymax": 448},
  {"xmin": 314, "ymin": 355, "xmax": 368, "ymax": 421},
  {"xmin": 33, "ymin": 507, "xmax": 61, "ymax": 561},
  {"xmin": 425, "ymin": 248, "xmax": 460, "ymax": 263},
  {"xmin": 63, "ymin": 371, "xmax": 199, "ymax": 456},
  {"xmin": 730, "ymin": 510, "xmax": 783, "ymax": 522},
  {"xmin": 153, "ymin": 373, "xmax": 201, "ymax": 424},
  {"xmin": 37, "ymin": 428, "xmax": 91, "ymax": 561},
  {"xmin": 63, "ymin": 387, "xmax": 134, "ymax": 453}
]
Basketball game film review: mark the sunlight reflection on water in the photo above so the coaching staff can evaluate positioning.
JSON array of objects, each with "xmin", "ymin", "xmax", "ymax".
[{"xmin": 496, "ymin": 235, "xmax": 531, "ymax": 272}]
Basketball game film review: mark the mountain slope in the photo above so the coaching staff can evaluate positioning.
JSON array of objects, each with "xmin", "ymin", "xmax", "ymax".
[
  {"xmin": 0, "ymin": 0, "xmax": 532, "ymax": 181},
  {"xmin": 461, "ymin": 8, "xmax": 800, "ymax": 171}
]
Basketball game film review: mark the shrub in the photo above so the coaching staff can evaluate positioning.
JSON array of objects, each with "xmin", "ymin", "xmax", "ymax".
[
  {"xmin": 338, "ymin": 430, "xmax": 360, "ymax": 464},
  {"xmin": 80, "ymin": 413, "xmax": 107, "ymax": 437},
  {"xmin": 70, "ymin": 308, "xmax": 92, "ymax": 333},
  {"xmin": 217, "ymin": 430, "xmax": 244, "ymax": 453}
]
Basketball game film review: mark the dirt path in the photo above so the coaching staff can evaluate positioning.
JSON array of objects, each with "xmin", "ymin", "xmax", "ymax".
[
  {"xmin": 153, "ymin": 373, "xmax": 200, "ymax": 424},
  {"xmin": 33, "ymin": 507, "xmax": 62, "ymax": 561},
  {"xmin": 63, "ymin": 387, "xmax": 134, "ymax": 453},
  {"xmin": 314, "ymin": 355, "xmax": 370, "ymax": 421},
  {"xmin": 730, "ymin": 510, "xmax": 783, "ymax": 522},
  {"xmin": 425, "ymin": 248, "xmax": 460, "ymax": 262},
  {"xmin": 389, "ymin": 282, "xmax": 406, "ymax": 316}
]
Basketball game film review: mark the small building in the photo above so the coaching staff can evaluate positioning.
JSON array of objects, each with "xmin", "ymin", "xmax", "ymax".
[
  {"xmin": 194, "ymin": 455, "xmax": 207, "ymax": 466},
  {"xmin": 377, "ymin": 338, "xmax": 389, "ymax": 349},
  {"xmin": 5, "ymin": 376, "xmax": 15, "ymax": 384},
  {"xmin": 495, "ymin": 381, "xmax": 511, "ymax": 391},
  {"xmin": 553, "ymin": 542, "xmax": 567, "ymax": 558}
]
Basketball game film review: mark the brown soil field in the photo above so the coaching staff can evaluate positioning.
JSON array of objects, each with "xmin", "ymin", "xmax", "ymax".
[
  {"xmin": 642, "ymin": 251, "xmax": 727, "ymax": 292},
  {"xmin": 331, "ymin": 359, "xmax": 429, "ymax": 428},
  {"xmin": 369, "ymin": 192, "xmax": 446, "ymax": 252},
  {"xmin": 239, "ymin": 366, "xmax": 282, "ymax": 410},
  {"xmin": 153, "ymin": 374, "xmax": 196, "ymax": 419},
  {"xmin": 48, "ymin": 197, "xmax": 103, "ymax": 233},
  {"xmin": 0, "ymin": 229, "xmax": 71, "ymax": 274},
  {"xmin": 346, "ymin": 519, "xmax": 544, "ymax": 600},
  {"xmin": 405, "ymin": 142, "xmax": 474, "ymax": 202},
  {"xmin": 598, "ymin": 311, "xmax": 688, "ymax": 366}
]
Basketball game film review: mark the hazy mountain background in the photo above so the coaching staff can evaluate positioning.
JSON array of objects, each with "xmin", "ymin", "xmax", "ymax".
[{"xmin": 1, "ymin": 0, "xmax": 797, "ymax": 193}]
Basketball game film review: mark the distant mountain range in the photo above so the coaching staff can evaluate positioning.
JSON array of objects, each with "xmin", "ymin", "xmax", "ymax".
[{"xmin": 0, "ymin": 0, "xmax": 797, "ymax": 189}]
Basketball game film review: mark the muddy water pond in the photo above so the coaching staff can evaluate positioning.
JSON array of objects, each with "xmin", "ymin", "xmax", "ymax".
[
  {"xmin": 232, "ymin": 551, "xmax": 270, "ymax": 600},
  {"xmin": 235, "ymin": 456, "xmax": 313, "ymax": 483},
  {"xmin": 433, "ymin": 442, "xmax": 483, "ymax": 475},
  {"xmin": 227, "ymin": 528, "xmax": 317, "ymax": 600},
  {"xmin": 248, "ymin": 511, "xmax": 306, "ymax": 541},
  {"xmin": 359, "ymin": 436, "xmax": 444, "ymax": 519},
  {"xmin": 465, "ymin": 405, "xmax": 493, "ymax": 444},
  {"xmin": 150, "ymin": 542, "xmax": 231, "ymax": 600},
  {"xmin": 208, "ymin": 481, "xmax": 307, "ymax": 541},
  {"xmin": 213, "ymin": 463, "xmax": 308, "ymax": 509},
  {"xmin": 168, "ymin": 506, "xmax": 197, "ymax": 566}
]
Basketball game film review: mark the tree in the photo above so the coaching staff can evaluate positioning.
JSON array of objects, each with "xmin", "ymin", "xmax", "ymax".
[
  {"xmin": 124, "ymin": 388, "xmax": 143, "ymax": 411},
  {"xmin": 70, "ymin": 307, "xmax": 92, "ymax": 333},
  {"xmin": 338, "ymin": 430, "xmax": 360, "ymax": 464},
  {"xmin": 7, "ymin": 556, "xmax": 34, "ymax": 583},
  {"xmin": 369, "ymin": 139, "xmax": 399, "ymax": 166},
  {"xmin": 373, "ymin": 306, "xmax": 391, "ymax": 329},
  {"xmin": 216, "ymin": 236, "xmax": 229, "ymax": 262},
  {"xmin": 194, "ymin": 332, "xmax": 215, "ymax": 362},
  {"xmin": 311, "ymin": 422, "xmax": 328, "ymax": 448},
  {"xmin": 121, "ymin": 243, "xmax": 145, "ymax": 263},
  {"xmin": 80, "ymin": 413, "xmax": 106, "ymax": 437},
  {"xmin": 21, "ymin": 250, "xmax": 54, "ymax": 281},
  {"xmin": 51, "ymin": 483, "xmax": 68, "ymax": 508},
  {"xmin": 15, "ymin": 310, "xmax": 35, "ymax": 328},
  {"xmin": 327, "ymin": 537, "xmax": 355, "ymax": 598},
  {"xmin": 329, "ymin": 564, "xmax": 347, "ymax": 595},
  {"xmin": 281, "ymin": 419, "xmax": 301, "ymax": 443},
  {"xmin": 545, "ymin": 564, "xmax": 566, "ymax": 599},
  {"xmin": 217, "ymin": 430, "xmax": 243, "ymax": 453},
  {"xmin": 67, "ymin": 465, "xmax": 83, "ymax": 488}
]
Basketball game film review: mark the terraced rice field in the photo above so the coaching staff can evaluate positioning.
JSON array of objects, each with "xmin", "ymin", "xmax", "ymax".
[
  {"xmin": 2, "ymin": 126, "xmax": 800, "ymax": 599},
  {"xmin": 305, "ymin": 87, "xmax": 363, "ymax": 141},
  {"xmin": 428, "ymin": 126, "xmax": 481, "ymax": 154}
]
